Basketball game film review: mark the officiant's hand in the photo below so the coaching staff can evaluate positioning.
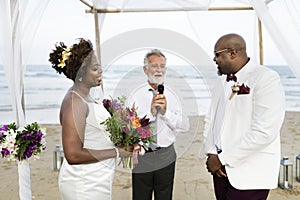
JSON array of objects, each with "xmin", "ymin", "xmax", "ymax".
[{"xmin": 151, "ymin": 94, "xmax": 166, "ymax": 116}]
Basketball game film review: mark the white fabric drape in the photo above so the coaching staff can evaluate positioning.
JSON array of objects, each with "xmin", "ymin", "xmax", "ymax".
[
  {"xmin": 250, "ymin": 0, "xmax": 300, "ymax": 79},
  {"xmin": 0, "ymin": 0, "xmax": 49, "ymax": 199},
  {"xmin": 91, "ymin": 0, "xmax": 210, "ymax": 67},
  {"xmin": 91, "ymin": 0, "xmax": 210, "ymax": 98},
  {"xmin": 92, "ymin": 0, "xmax": 210, "ymax": 34}
]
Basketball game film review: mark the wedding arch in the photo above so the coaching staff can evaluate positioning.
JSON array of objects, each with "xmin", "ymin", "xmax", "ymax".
[{"xmin": 0, "ymin": 0, "xmax": 300, "ymax": 199}]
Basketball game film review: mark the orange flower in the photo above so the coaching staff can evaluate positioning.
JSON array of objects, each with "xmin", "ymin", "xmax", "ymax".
[{"xmin": 131, "ymin": 116, "xmax": 141, "ymax": 128}]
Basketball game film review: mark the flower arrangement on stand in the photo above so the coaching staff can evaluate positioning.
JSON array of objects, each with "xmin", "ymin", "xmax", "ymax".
[
  {"xmin": 101, "ymin": 96, "xmax": 155, "ymax": 169},
  {"xmin": 0, "ymin": 122, "xmax": 46, "ymax": 162}
]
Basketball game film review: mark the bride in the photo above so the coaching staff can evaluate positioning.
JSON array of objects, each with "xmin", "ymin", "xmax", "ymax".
[{"xmin": 49, "ymin": 38, "xmax": 132, "ymax": 199}]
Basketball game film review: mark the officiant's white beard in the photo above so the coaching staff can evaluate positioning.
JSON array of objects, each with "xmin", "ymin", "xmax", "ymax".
[{"xmin": 148, "ymin": 73, "xmax": 165, "ymax": 85}]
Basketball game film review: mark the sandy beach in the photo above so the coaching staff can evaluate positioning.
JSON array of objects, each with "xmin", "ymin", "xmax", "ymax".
[{"xmin": 0, "ymin": 112, "xmax": 300, "ymax": 200}]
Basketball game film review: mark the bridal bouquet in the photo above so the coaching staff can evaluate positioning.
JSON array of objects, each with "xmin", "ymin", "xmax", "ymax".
[
  {"xmin": 0, "ymin": 122, "xmax": 46, "ymax": 162},
  {"xmin": 101, "ymin": 96, "xmax": 155, "ymax": 169}
]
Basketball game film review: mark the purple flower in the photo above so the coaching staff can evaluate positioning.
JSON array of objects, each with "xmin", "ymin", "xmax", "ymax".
[
  {"xmin": 1, "ymin": 148, "xmax": 9, "ymax": 157},
  {"xmin": 114, "ymin": 101, "xmax": 122, "ymax": 110},
  {"xmin": 21, "ymin": 133, "xmax": 30, "ymax": 140},
  {"xmin": 103, "ymin": 98, "xmax": 123, "ymax": 116},
  {"xmin": 34, "ymin": 131, "xmax": 43, "ymax": 142},
  {"xmin": 0, "ymin": 132, "xmax": 5, "ymax": 139},
  {"xmin": 30, "ymin": 144, "xmax": 37, "ymax": 151},
  {"xmin": 0, "ymin": 125, "xmax": 8, "ymax": 132},
  {"xmin": 103, "ymin": 99, "xmax": 112, "ymax": 111},
  {"xmin": 24, "ymin": 148, "xmax": 32, "ymax": 159}
]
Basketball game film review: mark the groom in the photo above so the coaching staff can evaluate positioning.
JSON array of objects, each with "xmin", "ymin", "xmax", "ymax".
[{"xmin": 201, "ymin": 33, "xmax": 285, "ymax": 200}]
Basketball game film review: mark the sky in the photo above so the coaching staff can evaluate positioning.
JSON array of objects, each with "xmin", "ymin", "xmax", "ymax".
[
  {"xmin": 27, "ymin": 0, "xmax": 95, "ymax": 65},
  {"xmin": 25, "ymin": 0, "xmax": 299, "ymax": 66}
]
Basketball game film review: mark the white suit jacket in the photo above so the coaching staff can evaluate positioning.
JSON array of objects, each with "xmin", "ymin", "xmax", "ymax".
[{"xmin": 201, "ymin": 59, "xmax": 285, "ymax": 189}]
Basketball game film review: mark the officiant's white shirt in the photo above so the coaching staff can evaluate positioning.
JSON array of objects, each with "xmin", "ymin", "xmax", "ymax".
[{"xmin": 127, "ymin": 83, "xmax": 189, "ymax": 147}]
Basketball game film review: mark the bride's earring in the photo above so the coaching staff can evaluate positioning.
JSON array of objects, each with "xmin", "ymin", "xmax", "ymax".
[{"xmin": 78, "ymin": 77, "xmax": 82, "ymax": 82}]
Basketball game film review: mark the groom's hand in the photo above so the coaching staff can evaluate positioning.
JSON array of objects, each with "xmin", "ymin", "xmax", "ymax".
[
  {"xmin": 215, "ymin": 168, "xmax": 227, "ymax": 178},
  {"xmin": 206, "ymin": 154, "xmax": 223, "ymax": 175}
]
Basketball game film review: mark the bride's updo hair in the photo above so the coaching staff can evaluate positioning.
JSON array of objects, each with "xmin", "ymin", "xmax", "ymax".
[{"xmin": 49, "ymin": 38, "xmax": 93, "ymax": 81}]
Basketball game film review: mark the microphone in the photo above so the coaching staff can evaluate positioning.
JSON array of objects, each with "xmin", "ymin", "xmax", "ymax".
[
  {"xmin": 158, "ymin": 84, "xmax": 164, "ymax": 94},
  {"xmin": 155, "ymin": 84, "xmax": 164, "ymax": 112}
]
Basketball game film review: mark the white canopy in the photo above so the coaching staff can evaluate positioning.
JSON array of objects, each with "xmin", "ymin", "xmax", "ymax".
[{"xmin": 83, "ymin": 0, "xmax": 300, "ymax": 80}]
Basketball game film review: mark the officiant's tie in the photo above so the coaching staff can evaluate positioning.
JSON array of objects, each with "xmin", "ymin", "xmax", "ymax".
[
  {"xmin": 149, "ymin": 88, "xmax": 158, "ymax": 150},
  {"xmin": 226, "ymin": 74, "xmax": 237, "ymax": 82}
]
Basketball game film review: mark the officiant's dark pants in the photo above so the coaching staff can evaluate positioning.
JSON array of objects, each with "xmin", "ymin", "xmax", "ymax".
[
  {"xmin": 213, "ymin": 166, "xmax": 270, "ymax": 200},
  {"xmin": 132, "ymin": 144, "xmax": 176, "ymax": 200}
]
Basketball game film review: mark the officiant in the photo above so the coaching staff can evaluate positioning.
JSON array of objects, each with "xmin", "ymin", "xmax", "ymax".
[{"xmin": 127, "ymin": 49, "xmax": 189, "ymax": 200}]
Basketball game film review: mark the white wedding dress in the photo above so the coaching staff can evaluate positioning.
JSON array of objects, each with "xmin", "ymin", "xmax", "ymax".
[{"xmin": 59, "ymin": 93, "xmax": 115, "ymax": 200}]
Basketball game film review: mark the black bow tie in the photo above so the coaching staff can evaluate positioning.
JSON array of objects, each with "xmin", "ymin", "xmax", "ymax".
[{"xmin": 226, "ymin": 74, "xmax": 237, "ymax": 82}]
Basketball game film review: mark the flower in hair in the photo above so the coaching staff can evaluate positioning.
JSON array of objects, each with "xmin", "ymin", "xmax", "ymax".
[{"xmin": 58, "ymin": 47, "xmax": 72, "ymax": 68}]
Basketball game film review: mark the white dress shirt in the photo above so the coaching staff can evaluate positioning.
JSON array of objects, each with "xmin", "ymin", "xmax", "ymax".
[
  {"xmin": 127, "ymin": 83, "xmax": 189, "ymax": 147},
  {"xmin": 213, "ymin": 66, "xmax": 248, "ymax": 165},
  {"xmin": 213, "ymin": 79, "xmax": 235, "ymax": 151}
]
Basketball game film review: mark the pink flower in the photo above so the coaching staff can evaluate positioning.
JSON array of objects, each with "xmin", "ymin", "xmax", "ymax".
[
  {"xmin": 140, "ymin": 132, "xmax": 150, "ymax": 139},
  {"xmin": 137, "ymin": 127, "xmax": 143, "ymax": 133},
  {"xmin": 139, "ymin": 128, "xmax": 151, "ymax": 139}
]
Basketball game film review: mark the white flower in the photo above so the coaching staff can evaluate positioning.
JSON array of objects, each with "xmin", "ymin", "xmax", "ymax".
[
  {"xmin": 58, "ymin": 47, "xmax": 72, "ymax": 68},
  {"xmin": 231, "ymin": 82, "xmax": 241, "ymax": 92}
]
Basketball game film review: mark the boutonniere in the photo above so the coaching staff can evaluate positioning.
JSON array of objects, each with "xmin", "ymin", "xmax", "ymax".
[{"xmin": 229, "ymin": 82, "xmax": 250, "ymax": 100}]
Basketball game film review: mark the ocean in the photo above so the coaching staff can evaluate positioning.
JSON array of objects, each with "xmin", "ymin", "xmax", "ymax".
[{"xmin": 0, "ymin": 64, "xmax": 300, "ymax": 124}]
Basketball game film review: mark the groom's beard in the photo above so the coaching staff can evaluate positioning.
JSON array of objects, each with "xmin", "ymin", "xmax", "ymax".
[{"xmin": 217, "ymin": 67, "xmax": 223, "ymax": 76}]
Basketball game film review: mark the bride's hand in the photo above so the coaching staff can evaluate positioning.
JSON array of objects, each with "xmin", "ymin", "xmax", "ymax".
[{"xmin": 118, "ymin": 146, "xmax": 133, "ymax": 158}]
